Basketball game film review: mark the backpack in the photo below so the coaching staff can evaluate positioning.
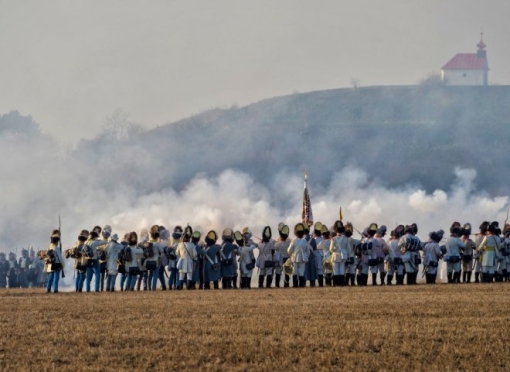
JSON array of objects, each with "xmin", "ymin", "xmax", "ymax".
[
  {"xmin": 124, "ymin": 247, "xmax": 133, "ymax": 262},
  {"xmin": 142, "ymin": 242, "xmax": 154, "ymax": 259},
  {"xmin": 82, "ymin": 245, "xmax": 94, "ymax": 259}
]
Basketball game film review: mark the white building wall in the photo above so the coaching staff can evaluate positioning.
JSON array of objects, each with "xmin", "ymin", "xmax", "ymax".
[{"xmin": 441, "ymin": 69, "xmax": 485, "ymax": 86}]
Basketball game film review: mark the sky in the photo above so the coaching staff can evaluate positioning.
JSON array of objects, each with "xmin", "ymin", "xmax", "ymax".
[{"xmin": 1, "ymin": 0, "xmax": 509, "ymax": 143}]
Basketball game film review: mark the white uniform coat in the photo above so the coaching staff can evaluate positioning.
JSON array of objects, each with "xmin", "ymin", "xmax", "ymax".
[
  {"xmin": 106, "ymin": 240, "xmax": 124, "ymax": 275},
  {"xmin": 176, "ymin": 242, "xmax": 197, "ymax": 274}
]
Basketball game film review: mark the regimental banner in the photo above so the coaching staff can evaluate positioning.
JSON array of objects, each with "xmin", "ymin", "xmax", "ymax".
[{"xmin": 302, "ymin": 171, "xmax": 313, "ymax": 227}]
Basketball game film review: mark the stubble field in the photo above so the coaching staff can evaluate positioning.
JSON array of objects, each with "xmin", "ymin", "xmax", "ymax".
[{"xmin": 1, "ymin": 284, "xmax": 509, "ymax": 371}]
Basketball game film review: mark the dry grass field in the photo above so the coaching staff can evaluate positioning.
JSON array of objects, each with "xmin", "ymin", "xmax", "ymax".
[{"xmin": 1, "ymin": 284, "xmax": 509, "ymax": 371}]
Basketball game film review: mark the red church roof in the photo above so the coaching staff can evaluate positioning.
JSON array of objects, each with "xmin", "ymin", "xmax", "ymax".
[{"xmin": 442, "ymin": 53, "xmax": 487, "ymax": 70}]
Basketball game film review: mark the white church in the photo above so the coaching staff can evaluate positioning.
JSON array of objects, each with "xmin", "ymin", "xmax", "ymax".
[{"xmin": 441, "ymin": 34, "xmax": 489, "ymax": 86}]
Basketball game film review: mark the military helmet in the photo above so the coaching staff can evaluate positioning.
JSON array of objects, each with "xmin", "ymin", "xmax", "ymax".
[
  {"xmin": 461, "ymin": 223, "xmax": 472, "ymax": 236},
  {"xmin": 313, "ymin": 222, "xmax": 323, "ymax": 234},
  {"xmin": 183, "ymin": 226, "xmax": 193, "ymax": 239},
  {"xmin": 411, "ymin": 223, "xmax": 418, "ymax": 234},
  {"xmin": 320, "ymin": 225, "xmax": 329, "ymax": 235},
  {"xmin": 450, "ymin": 223, "xmax": 461, "ymax": 235},
  {"xmin": 206, "ymin": 230, "xmax": 218, "ymax": 243},
  {"xmin": 294, "ymin": 223, "xmax": 305, "ymax": 235},
  {"xmin": 395, "ymin": 225, "xmax": 405, "ymax": 238},
  {"xmin": 222, "ymin": 228, "xmax": 234, "ymax": 241},
  {"xmin": 234, "ymin": 231, "xmax": 243, "ymax": 245},
  {"xmin": 150, "ymin": 225, "xmax": 160, "ymax": 239},
  {"xmin": 277, "ymin": 222, "xmax": 285, "ymax": 232},
  {"xmin": 262, "ymin": 226, "xmax": 272, "ymax": 242},
  {"xmin": 192, "ymin": 231, "xmax": 201, "ymax": 240}
]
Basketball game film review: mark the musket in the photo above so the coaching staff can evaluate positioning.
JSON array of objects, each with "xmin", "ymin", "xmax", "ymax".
[{"xmin": 59, "ymin": 215, "xmax": 65, "ymax": 278}]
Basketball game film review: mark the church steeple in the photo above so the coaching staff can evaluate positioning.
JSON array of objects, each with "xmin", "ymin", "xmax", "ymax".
[{"xmin": 477, "ymin": 32, "xmax": 486, "ymax": 58}]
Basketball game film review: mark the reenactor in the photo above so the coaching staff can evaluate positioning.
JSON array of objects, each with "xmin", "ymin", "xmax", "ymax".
[
  {"xmin": 460, "ymin": 223, "xmax": 475, "ymax": 283},
  {"xmin": 274, "ymin": 224, "xmax": 291, "ymax": 288},
  {"xmin": 287, "ymin": 223, "xmax": 311, "ymax": 288},
  {"xmin": 256, "ymin": 226, "xmax": 275, "ymax": 288}
]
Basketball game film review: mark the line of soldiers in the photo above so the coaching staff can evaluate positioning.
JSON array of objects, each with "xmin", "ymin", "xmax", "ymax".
[
  {"xmin": 32, "ymin": 219, "xmax": 510, "ymax": 292},
  {"xmin": 0, "ymin": 248, "xmax": 46, "ymax": 288}
]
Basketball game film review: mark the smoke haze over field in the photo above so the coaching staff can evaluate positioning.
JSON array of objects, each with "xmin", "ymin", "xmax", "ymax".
[{"xmin": 1, "ymin": 109, "xmax": 508, "ymax": 256}]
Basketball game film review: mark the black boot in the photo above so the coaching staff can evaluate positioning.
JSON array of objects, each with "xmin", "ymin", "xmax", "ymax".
[
  {"xmin": 258, "ymin": 275, "xmax": 264, "ymax": 289},
  {"xmin": 325, "ymin": 274, "xmax": 332, "ymax": 286},
  {"xmin": 462, "ymin": 272, "xmax": 466, "ymax": 283},
  {"xmin": 356, "ymin": 274, "xmax": 362, "ymax": 286},
  {"xmin": 467, "ymin": 272, "xmax": 472, "ymax": 283},
  {"xmin": 339, "ymin": 275, "xmax": 345, "ymax": 286},
  {"xmin": 275, "ymin": 274, "xmax": 281, "ymax": 288},
  {"xmin": 187, "ymin": 280, "xmax": 193, "ymax": 290},
  {"xmin": 362, "ymin": 274, "xmax": 368, "ymax": 286},
  {"xmin": 372, "ymin": 273, "xmax": 377, "ymax": 285},
  {"xmin": 213, "ymin": 280, "xmax": 219, "ymax": 289},
  {"xmin": 299, "ymin": 276, "xmax": 306, "ymax": 288},
  {"xmin": 266, "ymin": 275, "xmax": 273, "ymax": 288},
  {"xmin": 284, "ymin": 274, "xmax": 290, "ymax": 288},
  {"xmin": 380, "ymin": 272, "xmax": 386, "ymax": 286},
  {"xmin": 349, "ymin": 274, "xmax": 355, "ymax": 286},
  {"xmin": 386, "ymin": 274, "xmax": 393, "ymax": 285},
  {"xmin": 232, "ymin": 276, "xmax": 238, "ymax": 289},
  {"xmin": 489, "ymin": 274, "xmax": 494, "ymax": 283},
  {"xmin": 222, "ymin": 277, "xmax": 228, "ymax": 289},
  {"xmin": 239, "ymin": 277, "xmax": 245, "ymax": 289},
  {"xmin": 447, "ymin": 272, "xmax": 453, "ymax": 283},
  {"xmin": 318, "ymin": 275, "xmax": 324, "ymax": 287},
  {"xmin": 475, "ymin": 272, "xmax": 480, "ymax": 283},
  {"xmin": 455, "ymin": 272, "xmax": 461, "ymax": 283},
  {"xmin": 396, "ymin": 275, "xmax": 404, "ymax": 285},
  {"xmin": 292, "ymin": 275, "xmax": 298, "ymax": 288}
]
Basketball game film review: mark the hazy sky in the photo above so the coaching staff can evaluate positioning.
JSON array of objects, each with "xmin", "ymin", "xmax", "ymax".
[{"xmin": 1, "ymin": 1, "xmax": 509, "ymax": 142}]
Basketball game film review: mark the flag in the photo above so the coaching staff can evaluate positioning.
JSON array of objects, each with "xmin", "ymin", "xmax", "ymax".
[
  {"xmin": 339, "ymin": 207, "xmax": 343, "ymax": 221},
  {"xmin": 302, "ymin": 171, "xmax": 313, "ymax": 227}
]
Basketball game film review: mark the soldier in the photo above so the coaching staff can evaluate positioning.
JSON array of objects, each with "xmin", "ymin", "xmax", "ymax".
[
  {"xmin": 495, "ymin": 225, "xmax": 507, "ymax": 282},
  {"xmin": 287, "ymin": 223, "xmax": 311, "ymax": 288},
  {"xmin": 443, "ymin": 223, "xmax": 465, "ymax": 283},
  {"xmin": 203, "ymin": 230, "xmax": 221, "ymax": 290},
  {"xmin": 219, "ymin": 228, "xmax": 238, "ymax": 289},
  {"xmin": 477, "ymin": 222, "xmax": 501, "ymax": 283},
  {"xmin": 473, "ymin": 221, "xmax": 489, "ymax": 283},
  {"xmin": 176, "ymin": 226, "xmax": 197, "ymax": 290},
  {"xmin": 329, "ymin": 222, "xmax": 348, "ymax": 286},
  {"xmin": 422, "ymin": 231, "xmax": 442, "ymax": 284},
  {"xmin": 502, "ymin": 228, "xmax": 510, "ymax": 282},
  {"xmin": 312, "ymin": 222, "xmax": 324, "ymax": 287},
  {"xmin": 256, "ymin": 226, "xmax": 275, "ymax": 289},
  {"xmin": 356, "ymin": 225, "xmax": 374, "ymax": 286},
  {"xmin": 84, "ymin": 226, "xmax": 107, "ymax": 292},
  {"xmin": 125, "ymin": 232, "xmax": 144, "ymax": 291},
  {"xmin": 166, "ymin": 226, "xmax": 182, "ymax": 290},
  {"xmin": 145, "ymin": 225, "xmax": 164, "ymax": 291},
  {"xmin": 105, "ymin": 233, "xmax": 123, "ymax": 291},
  {"xmin": 274, "ymin": 224, "xmax": 291, "ymax": 288},
  {"xmin": 344, "ymin": 222, "xmax": 359, "ymax": 286},
  {"xmin": 27, "ymin": 249, "xmax": 38, "ymax": 288},
  {"xmin": 460, "ymin": 223, "xmax": 475, "ymax": 283},
  {"xmin": 304, "ymin": 225, "xmax": 318, "ymax": 287},
  {"xmin": 17, "ymin": 248, "xmax": 31, "ymax": 288},
  {"xmin": 318, "ymin": 225, "xmax": 333, "ymax": 286},
  {"xmin": 7, "ymin": 252, "xmax": 18, "ymax": 288},
  {"xmin": 97, "ymin": 226, "xmax": 112, "ymax": 291},
  {"xmin": 236, "ymin": 230, "xmax": 256, "ymax": 289},
  {"xmin": 371, "ymin": 226, "xmax": 388, "ymax": 285},
  {"xmin": 398, "ymin": 225, "xmax": 422, "ymax": 285},
  {"xmin": 0, "ymin": 253, "xmax": 8, "ymax": 288},
  {"xmin": 157, "ymin": 226, "xmax": 169, "ymax": 290},
  {"xmin": 191, "ymin": 231, "xmax": 204, "ymax": 289},
  {"xmin": 386, "ymin": 228, "xmax": 402, "ymax": 285},
  {"xmin": 43, "ymin": 230, "xmax": 65, "ymax": 293},
  {"xmin": 118, "ymin": 233, "xmax": 130, "ymax": 291},
  {"xmin": 68, "ymin": 229, "xmax": 89, "ymax": 292},
  {"xmin": 136, "ymin": 228, "xmax": 149, "ymax": 291}
]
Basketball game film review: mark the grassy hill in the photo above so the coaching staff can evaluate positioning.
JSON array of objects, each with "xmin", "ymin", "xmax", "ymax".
[{"xmin": 141, "ymin": 85, "xmax": 510, "ymax": 193}]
